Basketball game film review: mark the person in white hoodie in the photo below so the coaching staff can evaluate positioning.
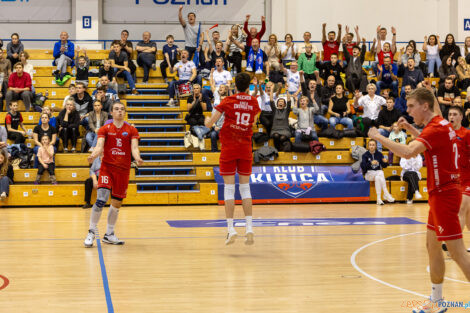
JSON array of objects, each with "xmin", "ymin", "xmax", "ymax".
[{"xmin": 399, "ymin": 153, "xmax": 423, "ymax": 204}]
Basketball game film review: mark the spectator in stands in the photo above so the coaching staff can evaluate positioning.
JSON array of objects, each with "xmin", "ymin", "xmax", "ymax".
[
  {"xmin": 320, "ymin": 53, "xmax": 343, "ymax": 86},
  {"xmin": 398, "ymin": 58, "xmax": 424, "ymax": 91},
  {"xmin": 119, "ymin": 30, "xmax": 136, "ymax": 76},
  {"xmin": 354, "ymin": 84, "xmax": 386, "ymax": 134},
  {"xmin": 82, "ymin": 152, "xmax": 102, "ymax": 209},
  {"xmin": 293, "ymin": 96, "xmax": 319, "ymax": 143},
  {"xmin": 35, "ymin": 135, "xmax": 57, "ymax": 185},
  {"xmin": 376, "ymin": 27, "xmax": 397, "ymax": 67},
  {"xmin": 0, "ymin": 149, "xmax": 13, "ymax": 201},
  {"xmin": 6, "ymin": 63, "xmax": 32, "ymax": 112},
  {"xmin": 207, "ymin": 80, "xmax": 228, "ymax": 153},
  {"xmin": 320, "ymin": 75, "xmax": 336, "ymax": 112},
  {"xmin": 440, "ymin": 33, "xmax": 460, "ymax": 64},
  {"xmin": 53, "ymin": 31, "xmax": 74, "ymax": 81},
  {"xmin": 343, "ymin": 26, "xmax": 360, "ymax": 62},
  {"xmin": 254, "ymin": 79, "xmax": 275, "ymax": 134},
  {"xmin": 438, "ymin": 55, "xmax": 458, "ymax": 85},
  {"xmin": 211, "ymin": 58, "xmax": 232, "ymax": 90},
  {"xmin": 161, "ymin": 35, "xmax": 179, "ymax": 83},
  {"xmin": 6, "ymin": 33, "xmax": 24, "ymax": 67},
  {"xmin": 74, "ymin": 48, "xmax": 90, "ymax": 87},
  {"xmin": 136, "ymin": 31, "xmax": 157, "ymax": 84},
  {"xmin": 178, "ymin": 5, "xmax": 199, "ymax": 60},
  {"xmin": 360, "ymin": 139, "xmax": 394, "ymax": 205},
  {"xmin": 423, "ymin": 35, "xmax": 442, "ymax": 77},
  {"xmin": 243, "ymin": 14, "xmax": 266, "ymax": 57},
  {"xmin": 283, "ymin": 62, "xmax": 301, "ymax": 97},
  {"xmin": 210, "ymin": 69, "xmax": 230, "ymax": 108},
  {"xmin": 208, "ymin": 31, "xmax": 221, "ymax": 53},
  {"xmin": 33, "ymin": 112, "xmax": 57, "ymax": 167},
  {"xmin": 328, "ymin": 84, "xmax": 353, "ymax": 129},
  {"xmin": 321, "ymin": 23, "xmax": 342, "ymax": 62},
  {"xmin": 394, "ymin": 84, "xmax": 413, "ymax": 121},
  {"xmin": 461, "ymin": 36, "xmax": 470, "ymax": 61},
  {"xmin": 109, "ymin": 40, "xmax": 138, "ymax": 95},
  {"xmin": 371, "ymin": 26, "xmax": 392, "ymax": 73},
  {"xmin": 5, "ymin": 101, "xmax": 26, "ymax": 144},
  {"xmin": 399, "ymin": 45, "xmax": 421, "ymax": 68},
  {"xmin": 73, "ymin": 82, "xmax": 93, "ymax": 125},
  {"xmin": 456, "ymin": 56, "xmax": 470, "ymax": 90},
  {"xmin": 209, "ymin": 41, "xmax": 228, "ymax": 70},
  {"xmin": 167, "ymin": 50, "xmax": 197, "ymax": 107},
  {"xmin": 40, "ymin": 107, "xmax": 57, "ymax": 128},
  {"xmin": 376, "ymin": 56, "xmax": 398, "ymax": 97},
  {"xmin": 225, "ymin": 25, "xmax": 246, "ymax": 74},
  {"xmin": 463, "ymin": 88, "xmax": 470, "ymax": 127},
  {"xmin": 400, "ymin": 153, "xmax": 423, "ymax": 204},
  {"xmin": 0, "ymin": 125, "xmax": 7, "ymax": 154},
  {"xmin": 280, "ymin": 34, "xmax": 297, "ymax": 67},
  {"xmin": 186, "ymin": 84, "xmax": 210, "ymax": 141},
  {"xmin": 343, "ymin": 37, "xmax": 367, "ymax": 93},
  {"xmin": 62, "ymin": 84, "xmax": 76, "ymax": 110},
  {"xmin": 265, "ymin": 34, "xmax": 281, "ymax": 73},
  {"xmin": 297, "ymin": 44, "xmax": 320, "ymax": 83},
  {"xmin": 299, "ymin": 71, "xmax": 328, "ymax": 130},
  {"xmin": 297, "ymin": 31, "xmax": 319, "ymax": 59},
  {"xmin": 98, "ymin": 60, "xmax": 118, "ymax": 91},
  {"xmin": 245, "ymin": 38, "xmax": 269, "ymax": 81},
  {"xmin": 437, "ymin": 77, "xmax": 461, "ymax": 117},
  {"xmin": 269, "ymin": 89, "xmax": 292, "ymax": 151},
  {"xmin": 18, "ymin": 51, "xmax": 33, "ymax": 82},
  {"xmin": 387, "ymin": 121, "xmax": 407, "ymax": 164},
  {"xmin": 92, "ymin": 86, "xmax": 113, "ymax": 113},
  {"xmin": 57, "ymin": 99, "xmax": 80, "ymax": 152},
  {"xmin": 86, "ymin": 100, "xmax": 108, "ymax": 152},
  {"xmin": 0, "ymin": 49, "xmax": 11, "ymax": 102},
  {"xmin": 376, "ymin": 97, "xmax": 402, "ymax": 151},
  {"xmin": 93, "ymin": 75, "xmax": 118, "ymax": 101}
]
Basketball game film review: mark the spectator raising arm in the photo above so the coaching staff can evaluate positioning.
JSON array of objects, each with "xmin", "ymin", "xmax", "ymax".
[{"xmin": 178, "ymin": 5, "xmax": 186, "ymax": 27}]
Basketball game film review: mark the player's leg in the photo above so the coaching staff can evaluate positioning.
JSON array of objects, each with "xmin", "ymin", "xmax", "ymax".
[
  {"xmin": 459, "ymin": 194, "xmax": 470, "ymax": 231},
  {"xmin": 238, "ymin": 159, "xmax": 254, "ymax": 245},
  {"xmin": 222, "ymin": 174, "xmax": 237, "ymax": 245},
  {"xmin": 84, "ymin": 187, "xmax": 111, "ymax": 247},
  {"xmin": 365, "ymin": 171, "xmax": 383, "ymax": 205},
  {"xmin": 378, "ymin": 170, "xmax": 394, "ymax": 203},
  {"xmin": 445, "ymin": 238, "xmax": 470, "ymax": 281}
]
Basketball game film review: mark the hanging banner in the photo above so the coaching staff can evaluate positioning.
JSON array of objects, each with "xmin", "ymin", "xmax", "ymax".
[
  {"xmin": 214, "ymin": 166, "xmax": 370, "ymax": 204},
  {"xmin": 0, "ymin": 0, "xmax": 72, "ymax": 23}
]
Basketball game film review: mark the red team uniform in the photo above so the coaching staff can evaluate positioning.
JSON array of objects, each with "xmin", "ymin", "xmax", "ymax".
[
  {"xmin": 416, "ymin": 116, "xmax": 462, "ymax": 241},
  {"xmin": 455, "ymin": 127, "xmax": 470, "ymax": 196},
  {"xmin": 215, "ymin": 92, "xmax": 261, "ymax": 176},
  {"xmin": 97, "ymin": 122, "xmax": 140, "ymax": 199}
]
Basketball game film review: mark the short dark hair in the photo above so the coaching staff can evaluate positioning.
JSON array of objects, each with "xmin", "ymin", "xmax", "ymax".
[
  {"xmin": 212, "ymin": 31, "xmax": 219, "ymax": 35},
  {"xmin": 330, "ymin": 53, "xmax": 338, "ymax": 58},
  {"xmin": 96, "ymin": 85, "xmax": 107, "ymax": 93},
  {"xmin": 387, "ymin": 96, "xmax": 395, "ymax": 101},
  {"xmin": 111, "ymin": 101, "xmax": 125, "ymax": 111},
  {"xmin": 166, "ymin": 34, "xmax": 174, "ymax": 40},
  {"xmin": 449, "ymin": 105, "xmax": 464, "ymax": 116},
  {"xmin": 14, "ymin": 62, "xmax": 23, "ymax": 68},
  {"xmin": 121, "ymin": 30, "xmax": 129, "ymax": 35},
  {"xmin": 11, "ymin": 33, "xmax": 19, "ymax": 38},
  {"xmin": 380, "ymin": 27, "xmax": 387, "ymax": 32},
  {"xmin": 352, "ymin": 45, "xmax": 361, "ymax": 51},
  {"xmin": 445, "ymin": 77, "xmax": 453, "ymax": 82},
  {"xmin": 111, "ymin": 40, "xmax": 121, "ymax": 46},
  {"xmin": 188, "ymin": 12, "xmax": 196, "ymax": 18},
  {"xmin": 235, "ymin": 72, "xmax": 251, "ymax": 93},
  {"xmin": 69, "ymin": 83, "xmax": 76, "ymax": 88},
  {"xmin": 76, "ymin": 82, "xmax": 86, "ymax": 88},
  {"xmin": 215, "ymin": 56, "xmax": 224, "ymax": 63},
  {"xmin": 328, "ymin": 31, "xmax": 336, "ymax": 36}
]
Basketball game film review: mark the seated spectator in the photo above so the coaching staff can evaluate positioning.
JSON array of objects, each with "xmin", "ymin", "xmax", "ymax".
[
  {"xmin": 398, "ymin": 58, "xmax": 424, "ymax": 91},
  {"xmin": 456, "ymin": 56, "xmax": 470, "ymax": 90},
  {"xmin": 136, "ymin": 31, "xmax": 157, "ymax": 83},
  {"xmin": 280, "ymin": 34, "xmax": 297, "ymax": 67},
  {"xmin": 269, "ymin": 90, "xmax": 292, "ymax": 151},
  {"xmin": 211, "ymin": 58, "xmax": 232, "ymax": 90},
  {"xmin": 5, "ymin": 101, "xmax": 26, "ymax": 144},
  {"xmin": 57, "ymin": 99, "xmax": 80, "ymax": 152},
  {"xmin": 86, "ymin": 100, "xmax": 108, "ymax": 152},
  {"xmin": 53, "ymin": 31, "xmax": 74, "ymax": 81},
  {"xmin": 283, "ymin": 62, "xmax": 301, "ymax": 96},
  {"xmin": 33, "ymin": 113, "xmax": 57, "ymax": 167},
  {"xmin": 119, "ymin": 29, "xmax": 136, "ymax": 76},
  {"xmin": 293, "ymin": 96, "xmax": 319, "ymax": 143},
  {"xmin": 0, "ymin": 125, "xmax": 7, "ymax": 154},
  {"xmin": 461, "ymin": 36, "xmax": 470, "ymax": 62},
  {"xmin": 423, "ymin": 35, "xmax": 442, "ymax": 77},
  {"xmin": 462, "ymin": 88, "xmax": 470, "ymax": 127},
  {"xmin": 186, "ymin": 84, "xmax": 210, "ymax": 142},
  {"xmin": 407, "ymin": 40, "xmax": 427, "ymax": 75},
  {"xmin": 161, "ymin": 35, "xmax": 180, "ymax": 83},
  {"xmin": 39, "ymin": 106, "xmax": 57, "ymax": 128},
  {"xmin": 437, "ymin": 77, "xmax": 461, "ymax": 117},
  {"xmin": 178, "ymin": 6, "xmax": 200, "ymax": 60},
  {"xmin": 74, "ymin": 48, "xmax": 90, "ymax": 87},
  {"xmin": 328, "ymin": 84, "xmax": 353, "ymax": 129},
  {"xmin": 395, "ymin": 85, "xmax": 413, "ymax": 123},
  {"xmin": 18, "ymin": 51, "xmax": 33, "ymax": 83},
  {"xmin": 98, "ymin": 60, "xmax": 118, "ymax": 91},
  {"xmin": 439, "ymin": 33, "xmax": 461, "ymax": 64},
  {"xmin": 320, "ymin": 75, "xmax": 336, "ymax": 112},
  {"xmin": 82, "ymin": 152, "xmax": 102, "ymax": 209},
  {"xmin": 376, "ymin": 56, "xmax": 398, "ymax": 97},
  {"xmin": 264, "ymin": 34, "xmax": 281, "ymax": 73},
  {"xmin": 167, "ymin": 50, "xmax": 197, "ymax": 107},
  {"xmin": 399, "ymin": 45, "xmax": 421, "ymax": 70},
  {"xmin": 297, "ymin": 31, "xmax": 319, "ymax": 59},
  {"xmin": 0, "ymin": 49, "xmax": 12, "ymax": 102},
  {"xmin": 360, "ymin": 139, "xmax": 394, "ymax": 205},
  {"xmin": 243, "ymin": 14, "xmax": 266, "ymax": 56},
  {"xmin": 210, "ymin": 41, "xmax": 228, "ymax": 70},
  {"xmin": 376, "ymin": 98, "xmax": 402, "ymax": 151},
  {"xmin": 245, "ymin": 38, "xmax": 269, "ymax": 81},
  {"xmin": 400, "ymin": 154, "xmax": 423, "ymax": 204},
  {"xmin": 387, "ymin": 121, "xmax": 407, "ymax": 163},
  {"xmin": 92, "ymin": 86, "xmax": 114, "ymax": 113},
  {"xmin": 321, "ymin": 23, "xmax": 342, "ymax": 63},
  {"xmin": 208, "ymin": 104, "xmax": 225, "ymax": 152},
  {"xmin": 73, "ymin": 82, "xmax": 93, "ymax": 125},
  {"xmin": 438, "ymin": 55, "xmax": 458, "ymax": 85},
  {"xmin": 62, "ymin": 84, "xmax": 76, "ymax": 111},
  {"xmin": 299, "ymin": 71, "xmax": 328, "ymax": 130},
  {"xmin": 109, "ymin": 40, "xmax": 137, "ymax": 95},
  {"xmin": 35, "ymin": 135, "xmax": 57, "ymax": 185},
  {"xmin": 376, "ymin": 27, "xmax": 397, "ymax": 67},
  {"xmin": 6, "ymin": 62, "xmax": 32, "ymax": 112},
  {"xmin": 343, "ymin": 37, "xmax": 367, "ymax": 93},
  {"xmin": 0, "ymin": 149, "xmax": 13, "ymax": 200},
  {"xmin": 320, "ymin": 53, "xmax": 343, "ymax": 86},
  {"xmin": 93, "ymin": 75, "xmax": 118, "ymax": 100},
  {"xmin": 354, "ymin": 84, "xmax": 386, "ymax": 134},
  {"xmin": 6, "ymin": 33, "xmax": 24, "ymax": 67},
  {"xmin": 254, "ymin": 79, "xmax": 276, "ymax": 134},
  {"xmin": 298, "ymin": 44, "xmax": 320, "ymax": 83},
  {"xmin": 225, "ymin": 24, "xmax": 246, "ymax": 74}
]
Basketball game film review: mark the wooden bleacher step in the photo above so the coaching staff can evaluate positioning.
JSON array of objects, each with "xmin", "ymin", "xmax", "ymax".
[
  {"xmin": 141, "ymin": 152, "xmax": 193, "ymax": 162},
  {"xmin": 126, "ymin": 99, "xmax": 174, "ymax": 108},
  {"xmin": 136, "ymin": 182, "xmax": 199, "ymax": 193},
  {"xmin": 135, "ymin": 124, "xmax": 185, "ymax": 134},
  {"xmin": 135, "ymin": 167, "xmax": 214, "ymax": 181},
  {"xmin": 124, "ymin": 94, "xmax": 170, "ymax": 100}
]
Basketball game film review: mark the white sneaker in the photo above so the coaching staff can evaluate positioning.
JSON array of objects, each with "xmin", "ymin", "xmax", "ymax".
[
  {"xmin": 88, "ymin": 147, "xmax": 94, "ymax": 152},
  {"xmin": 384, "ymin": 193, "xmax": 395, "ymax": 203},
  {"xmin": 84, "ymin": 230, "xmax": 95, "ymax": 248},
  {"xmin": 71, "ymin": 147, "xmax": 76, "ymax": 153},
  {"xmin": 63, "ymin": 147, "xmax": 68, "ymax": 153},
  {"xmin": 407, "ymin": 200, "xmax": 413, "ymax": 204},
  {"xmin": 412, "ymin": 298, "xmax": 447, "ymax": 313},
  {"xmin": 245, "ymin": 232, "xmax": 254, "ymax": 245},
  {"xmin": 166, "ymin": 99, "xmax": 175, "ymax": 107},
  {"xmin": 376, "ymin": 199, "xmax": 384, "ymax": 205},
  {"xmin": 225, "ymin": 232, "xmax": 238, "ymax": 245},
  {"xmin": 415, "ymin": 191, "xmax": 423, "ymax": 200},
  {"xmin": 102, "ymin": 232, "xmax": 125, "ymax": 245},
  {"xmin": 0, "ymin": 192, "xmax": 6, "ymax": 200}
]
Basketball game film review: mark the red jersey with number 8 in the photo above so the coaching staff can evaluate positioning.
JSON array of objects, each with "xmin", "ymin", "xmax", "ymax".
[
  {"xmin": 98, "ymin": 122, "xmax": 140, "ymax": 171},
  {"xmin": 416, "ymin": 116, "xmax": 460, "ymax": 194},
  {"xmin": 215, "ymin": 92, "xmax": 260, "ymax": 161}
]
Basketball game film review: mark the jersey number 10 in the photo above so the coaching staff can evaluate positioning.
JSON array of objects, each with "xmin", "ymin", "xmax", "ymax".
[{"xmin": 235, "ymin": 112, "xmax": 250, "ymax": 126}]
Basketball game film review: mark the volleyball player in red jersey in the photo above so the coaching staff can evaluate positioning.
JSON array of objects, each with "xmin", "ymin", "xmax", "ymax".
[
  {"xmin": 84, "ymin": 101, "xmax": 143, "ymax": 247},
  {"xmin": 368, "ymin": 86, "xmax": 470, "ymax": 313},
  {"xmin": 205, "ymin": 72, "xmax": 260, "ymax": 245}
]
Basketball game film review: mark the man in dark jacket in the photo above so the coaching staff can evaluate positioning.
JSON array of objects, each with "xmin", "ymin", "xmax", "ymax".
[{"xmin": 343, "ymin": 38, "xmax": 367, "ymax": 93}]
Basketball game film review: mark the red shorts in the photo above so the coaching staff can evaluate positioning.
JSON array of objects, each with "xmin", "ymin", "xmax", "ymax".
[
  {"xmin": 427, "ymin": 188, "xmax": 462, "ymax": 241},
  {"xmin": 219, "ymin": 158, "xmax": 253, "ymax": 176},
  {"xmin": 98, "ymin": 163, "xmax": 130, "ymax": 199}
]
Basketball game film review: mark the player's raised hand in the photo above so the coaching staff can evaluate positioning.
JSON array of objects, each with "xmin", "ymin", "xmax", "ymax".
[
  {"xmin": 179, "ymin": 5, "xmax": 183, "ymax": 11},
  {"xmin": 367, "ymin": 127, "xmax": 380, "ymax": 140},
  {"xmin": 397, "ymin": 116, "xmax": 411, "ymax": 130}
]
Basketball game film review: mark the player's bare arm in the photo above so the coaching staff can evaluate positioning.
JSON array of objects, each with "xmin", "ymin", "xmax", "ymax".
[
  {"xmin": 131, "ymin": 138, "xmax": 144, "ymax": 166},
  {"xmin": 88, "ymin": 137, "xmax": 105, "ymax": 164},
  {"xmin": 397, "ymin": 116, "xmax": 421, "ymax": 138},
  {"xmin": 205, "ymin": 110, "xmax": 222, "ymax": 129},
  {"xmin": 368, "ymin": 127, "xmax": 426, "ymax": 158}
]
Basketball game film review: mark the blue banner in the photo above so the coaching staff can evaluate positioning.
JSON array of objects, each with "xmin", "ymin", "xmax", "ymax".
[{"xmin": 214, "ymin": 166, "xmax": 370, "ymax": 204}]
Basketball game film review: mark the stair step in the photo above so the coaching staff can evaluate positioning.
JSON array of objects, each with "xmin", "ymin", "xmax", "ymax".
[
  {"xmin": 124, "ymin": 95, "xmax": 169, "ymax": 100},
  {"xmin": 136, "ymin": 167, "xmax": 194, "ymax": 177},
  {"xmin": 129, "ymin": 88, "xmax": 168, "ymax": 95},
  {"xmin": 135, "ymin": 125, "xmax": 185, "ymax": 133},
  {"xmin": 141, "ymin": 152, "xmax": 192, "ymax": 162},
  {"xmin": 128, "ymin": 112, "xmax": 182, "ymax": 120},
  {"xmin": 127, "ymin": 100, "xmax": 173, "ymax": 108},
  {"xmin": 140, "ymin": 138, "xmax": 184, "ymax": 147},
  {"xmin": 137, "ymin": 182, "xmax": 198, "ymax": 192}
]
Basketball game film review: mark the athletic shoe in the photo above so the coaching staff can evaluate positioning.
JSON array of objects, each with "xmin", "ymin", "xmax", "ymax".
[
  {"xmin": 166, "ymin": 99, "xmax": 175, "ymax": 107},
  {"xmin": 407, "ymin": 200, "xmax": 413, "ymax": 204},
  {"xmin": 245, "ymin": 232, "xmax": 254, "ymax": 245},
  {"xmin": 131, "ymin": 89, "xmax": 139, "ymax": 95},
  {"xmin": 412, "ymin": 299, "xmax": 447, "ymax": 313},
  {"xmin": 88, "ymin": 147, "xmax": 94, "ymax": 152},
  {"xmin": 225, "ymin": 232, "xmax": 238, "ymax": 245},
  {"xmin": 84, "ymin": 230, "xmax": 95, "ymax": 248},
  {"xmin": 415, "ymin": 191, "xmax": 423, "ymax": 200},
  {"xmin": 63, "ymin": 148, "xmax": 68, "ymax": 153},
  {"xmin": 376, "ymin": 199, "xmax": 384, "ymax": 205},
  {"xmin": 384, "ymin": 193, "xmax": 395, "ymax": 203},
  {"xmin": 102, "ymin": 232, "xmax": 125, "ymax": 245},
  {"xmin": 71, "ymin": 147, "xmax": 76, "ymax": 153},
  {"xmin": 82, "ymin": 202, "xmax": 92, "ymax": 209},
  {"xmin": 0, "ymin": 192, "xmax": 6, "ymax": 200}
]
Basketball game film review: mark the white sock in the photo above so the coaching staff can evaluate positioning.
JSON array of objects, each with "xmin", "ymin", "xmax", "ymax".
[
  {"xmin": 431, "ymin": 283, "xmax": 443, "ymax": 302},
  {"xmin": 89, "ymin": 206, "xmax": 103, "ymax": 232},
  {"xmin": 227, "ymin": 218, "xmax": 235, "ymax": 234},
  {"xmin": 106, "ymin": 205, "xmax": 119, "ymax": 235},
  {"xmin": 246, "ymin": 216, "xmax": 253, "ymax": 233}
]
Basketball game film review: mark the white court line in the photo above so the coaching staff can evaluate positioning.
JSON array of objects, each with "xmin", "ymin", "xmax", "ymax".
[{"xmin": 426, "ymin": 266, "xmax": 470, "ymax": 285}]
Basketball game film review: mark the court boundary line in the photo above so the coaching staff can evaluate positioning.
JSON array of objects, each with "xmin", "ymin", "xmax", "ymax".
[{"xmin": 95, "ymin": 229, "xmax": 114, "ymax": 313}]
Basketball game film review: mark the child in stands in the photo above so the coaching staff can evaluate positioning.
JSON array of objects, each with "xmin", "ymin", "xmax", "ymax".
[{"xmin": 35, "ymin": 135, "xmax": 57, "ymax": 185}]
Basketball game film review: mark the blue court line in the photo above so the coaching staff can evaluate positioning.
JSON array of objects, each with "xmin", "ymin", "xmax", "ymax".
[{"xmin": 95, "ymin": 230, "xmax": 114, "ymax": 313}]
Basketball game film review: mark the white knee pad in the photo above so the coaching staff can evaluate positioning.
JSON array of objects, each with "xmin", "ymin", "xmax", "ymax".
[
  {"xmin": 239, "ymin": 183, "xmax": 252, "ymax": 200},
  {"xmin": 224, "ymin": 184, "xmax": 235, "ymax": 201}
]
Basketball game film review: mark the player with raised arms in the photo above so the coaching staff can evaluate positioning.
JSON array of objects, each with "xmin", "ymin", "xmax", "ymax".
[
  {"xmin": 368, "ymin": 84, "xmax": 470, "ymax": 313},
  {"xmin": 205, "ymin": 72, "xmax": 260, "ymax": 245},
  {"xmin": 84, "ymin": 101, "xmax": 143, "ymax": 247}
]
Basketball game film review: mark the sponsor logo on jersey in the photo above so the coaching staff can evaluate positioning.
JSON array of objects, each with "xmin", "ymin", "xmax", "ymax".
[
  {"xmin": 122, "ymin": 132, "xmax": 128, "ymax": 137},
  {"xmin": 111, "ymin": 148, "xmax": 126, "ymax": 156}
]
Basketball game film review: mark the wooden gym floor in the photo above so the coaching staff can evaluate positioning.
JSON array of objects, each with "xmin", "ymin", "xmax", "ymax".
[{"xmin": 0, "ymin": 203, "xmax": 469, "ymax": 313}]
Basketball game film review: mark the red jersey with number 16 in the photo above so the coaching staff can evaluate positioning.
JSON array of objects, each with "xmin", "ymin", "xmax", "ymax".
[
  {"xmin": 215, "ymin": 92, "xmax": 260, "ymax": 161},
  {"xmin": 416, "ymin": 116, "xmax": 460, "ymax": 194},
  {"xmin": 98, "ymin": 122, "xmax": 140, "ymax": 171},
  {"xmin": 455, "ymin": 127, "xmax": 470, "ymax": 184}
]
